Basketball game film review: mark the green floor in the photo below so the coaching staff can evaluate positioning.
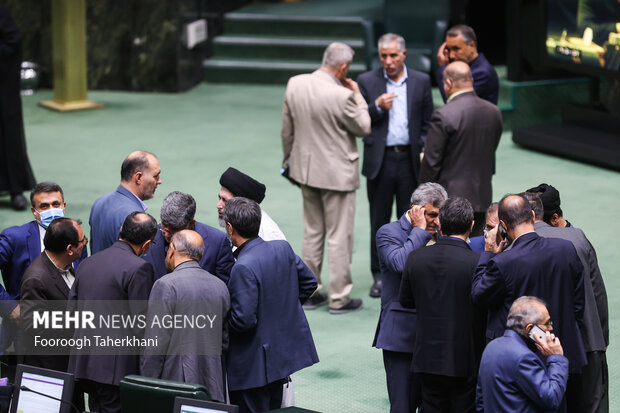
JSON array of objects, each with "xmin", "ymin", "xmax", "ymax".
[
  {"xmin": 235, "ymin": 0, "xmax": 383, "ymax": 17},
  {"xmin": 0, "ymin": 83, "xmax": 618, "ymax": 412}
]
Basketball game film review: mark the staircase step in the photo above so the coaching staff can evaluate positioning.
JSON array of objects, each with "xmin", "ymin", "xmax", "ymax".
[
  {"xmin": 224, "ymin": 13, "xmax": 368, "ymax": 38},
  {"xmin": 213, "ymin": 35, "xmax": 366, "ymax": 63},
  {"xmin": 203, "ymin": 58, "xmax": 366, "ymax": 84}
]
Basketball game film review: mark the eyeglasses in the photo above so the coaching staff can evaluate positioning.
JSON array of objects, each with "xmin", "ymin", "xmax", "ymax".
[
  {"xmin": 78, "ymin": 236, "xmax": 88, "ymax": 245},
  {"xmin": 538, "ymin": 320, "xmax": 553, "ymax": 328}
]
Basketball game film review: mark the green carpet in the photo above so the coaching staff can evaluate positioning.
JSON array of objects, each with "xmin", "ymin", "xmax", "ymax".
[
  {"xmin": 0, "ymin": 83, "xmax": 618, "ymax": 412},
  {"xmin": 235, "ymin": 0, "xmax": 383, "ymax": 18}
]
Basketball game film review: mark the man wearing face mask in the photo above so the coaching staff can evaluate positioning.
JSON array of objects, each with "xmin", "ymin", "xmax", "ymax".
[
  {"xmin": 69, "ymin": 212, "xmax": 157, "ymax": 413},
  {"xmin": 0, "ymin": 182, "xmax": 86, "ymax": 355},
  {"xmin": 281, "ymin": 42, "xmax": 371, "ymax": 314}
]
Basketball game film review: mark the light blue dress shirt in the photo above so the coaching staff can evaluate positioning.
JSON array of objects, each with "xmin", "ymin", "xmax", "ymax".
[{"xmin": 375, "ymin": 67, "xmax": 409, "ymax": 146}]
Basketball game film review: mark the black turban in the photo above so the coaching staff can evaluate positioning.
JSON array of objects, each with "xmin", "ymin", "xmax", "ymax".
[
  {"xmin": 526, "ymin": 183, "xmax": 561, "ymax": 217},
  {"xmin": 219, "ymin": 167, "xmax": 266, "ymax": 204}
]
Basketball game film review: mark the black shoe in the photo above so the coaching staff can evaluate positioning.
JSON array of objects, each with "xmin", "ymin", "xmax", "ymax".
[
  {"xmin": 10, "ymin": 194, "xmax": 28, "ymax": 211},
  {"xmin": 302, "ymin": 292, "xmax": 328, "ymax": 310},
  {"xmin": 369, "ymin": 279, "xmax": 382, "ymax": 298},
  {"xmin": 329, "ymin": 298, "xmax": 363, "ymax": 314}
]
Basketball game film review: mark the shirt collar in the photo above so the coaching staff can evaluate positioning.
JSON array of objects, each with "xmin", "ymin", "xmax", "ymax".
[
  {"xmin": 383, "ymin": 65, "xmax": 408, "ymax": 86},
  {"xmin": 446, "ymin": 89, "xmax": 473, "ymax": 103},
  {"xmin": 44, "ymin": 250, "xmax": 73, "ymax": 272},
  {"xmin": 232, "ymin": 237, "xmax": 258, "ymax": 259}
]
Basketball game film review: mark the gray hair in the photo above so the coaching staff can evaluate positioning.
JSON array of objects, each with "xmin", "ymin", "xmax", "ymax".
[
  {"xmin": 322, "ymin": 42, "xmax": 355, "ymax": 69},
  {"xmin": 506, "ymin": 296, "xmax": 546, "ymax": 335},
  {"xmin": 377, "ymin": 33, "xmax": 406, "ymax": 51},
  {"xmin": 223, "ymin": 197, "xmax": 261, "ymax": 239},
  {"xmin": 170, "ymin": 230, "xmax": 204, "ymax": 262},
  {"xmin": 160, "ymin": 191, "xmax": 196, "ymax": 228},
  {"xmin": 410, "ymin": 183, "xmax": 448, "ymax": 207}
]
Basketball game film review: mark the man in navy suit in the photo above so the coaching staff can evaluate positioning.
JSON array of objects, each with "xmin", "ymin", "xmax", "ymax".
[
  {"xmin": 143, "ymin": 191, "xmax": 234, "ymax": 283},
  {"xmin": 0, "ymin": 182, "xmax": 86, "ymax": 353},
  {"xmin": 374, "ymin": 182, "xmax": 447, "ymax": 413},
  {"xmin": 472, "ymin": 194, "xmax": 587, "ymax": 412},
  {"xmin": 357, "ymin": 33, "xmax": 434, "ymax": 298},
  {"xmin": 435, "ymin": 25, "xmax": 499, "ymax": 105},
  {"xmin": 223, "ymin": 197, "xmax": 318, "ymax": 413},
  {"xmin": 477, "ymin": 296, "xmax": 569, "ymax": 412},
  {"xmin": 89, "ymin": 150, "xmax": 162, "ymax": 254}
]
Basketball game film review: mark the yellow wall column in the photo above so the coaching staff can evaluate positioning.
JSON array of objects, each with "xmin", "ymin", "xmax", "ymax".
[{"xmin": 39, "ymin": 0, "xmax": 103, "ymax": 112}]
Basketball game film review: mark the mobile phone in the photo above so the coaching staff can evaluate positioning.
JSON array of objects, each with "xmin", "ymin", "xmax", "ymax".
[
  {"xmin": 528, "ymin": 325, "xmax": 546, "ymax": 343},
  {"xmin": 495, "ymin": 225, "xmax": 507, "ymax": 246}
]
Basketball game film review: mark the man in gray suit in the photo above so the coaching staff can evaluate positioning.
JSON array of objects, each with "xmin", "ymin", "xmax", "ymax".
[
  {"xmin": 141, "ymin": 230, "xmax": 230, "ymax": 403},
  {"xmin": 419, "ymin": 61, "xmax": 502, "ymax": 236},
  {"xmin": 524, "ymin": 192, "xmax": 608, "ymax": 413},
  {"xmin": 281, "ymin": 42, "xmax": 371, "ymax": 313}
]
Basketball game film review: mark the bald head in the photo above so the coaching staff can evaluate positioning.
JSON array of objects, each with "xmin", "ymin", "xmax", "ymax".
[
  {"xmin": 443, "ymin": 61, "xmax": 474, "ymax": 98},
  {"xmin": 170, "ymin": 230, "xmax": 204, "ymax": 262},
  {"xmin": 120, "ymin": 151, "xmax": 162, "ymax": 200},
  {"xmin": 498, "ymin": 194, "xmax": 534, "ymax": 230}
]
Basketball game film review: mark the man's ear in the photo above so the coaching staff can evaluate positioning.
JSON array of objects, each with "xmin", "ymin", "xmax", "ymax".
[
  {"xmin": 469, "ymin": 220, "xmax": 475, "ymax": 233},
  {"xmin": 550, "ymin": 213, "xmax": 560, "ymax": 227},
  {"xmin": 133, "ymin": 171, "xmax": 143, "ymax": 185}
]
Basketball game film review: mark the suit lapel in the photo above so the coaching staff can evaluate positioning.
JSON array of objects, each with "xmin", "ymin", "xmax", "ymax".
[
  {"xmin": 42, "ymin": 252, "xmax": 71, "ymax": 298},
  {"xmin": 27, "ymin": 221, "xmax": 41, "ymax": 262},
  {"xmin": 406, "ymin": 68, "xmax": 415, "ymax": 121}
]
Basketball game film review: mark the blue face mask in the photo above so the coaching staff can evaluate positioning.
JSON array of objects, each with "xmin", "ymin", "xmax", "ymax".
[{"xmin": 36, "ymin": 208, "xmax": 64, "ymax": 228}]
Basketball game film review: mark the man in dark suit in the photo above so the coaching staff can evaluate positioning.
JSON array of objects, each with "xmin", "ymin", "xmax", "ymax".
[
  {"xmin": 0, "ymin": 182, "xmax": 86, "ymax": 354},
  {"xmin": 477, "ymin": 296, "xmax": 569, "ymax": 412},
  {"xmin": 472, "ymin": 194, "xmax": 587, "ymax": 413},
  {"xmin": 400, "ymin": 197, "xmax": 483, "ymax": 413},
  {"xmin": 374, "ymin": 182, "xmax": 447, "ymax": 413},
  {"xmin": 419, "ymin": 61, "xmax": 502, "ymax": 236},
  {"xmin": 89, "ymin": 151, "xmax": 162, "ymax": 254},
  {"xmin": 20, "ymin": 218, "xmax": 87, "ymax": 371},
  {"xmin": 435, "ymin": 25, "xmax": 499, "ymax": 104},
  {"xmin": 143, "ymin": 191, "xmax": 234, "ymax": 283},
  {"xmin": 525, "ymin": 192, "xmax": 609, "ymax": 413},
  {"xmin": 20, "ymin": 218, "xmax": 87, "ymax": 411},
  {"xmin": 357, "ymin": 33, "xmax": 434, "ymax": 298},
  {"xmin": 69, "ymin": 212, "xmax": 157, "ymax": 413},
  {"xmin": 142, "ymin": 229, "xmax": 230, "ymax": 403},
  {"xmin": 224, "ymin": 197, "xmax": 318, "ymax": 413}
]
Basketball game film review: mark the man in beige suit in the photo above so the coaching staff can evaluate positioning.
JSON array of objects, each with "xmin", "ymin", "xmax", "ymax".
[{"xmin": 281, "ymin": 42, "xmax": 371, "ymax": 314}]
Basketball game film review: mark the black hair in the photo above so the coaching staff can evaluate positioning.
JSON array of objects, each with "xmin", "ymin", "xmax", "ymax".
[{"xmin": 119, "ymin": 212, "xmax": 158, "ymax": 245}]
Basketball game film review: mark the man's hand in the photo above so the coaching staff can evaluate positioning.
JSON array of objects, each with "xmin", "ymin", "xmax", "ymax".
[
  {"xmin": 484, "ymin": 225, "xmax": 506, "ymax": 254},
  {"xmin": 6, "ymin": 304, "xmax": 20, "ymax": 326},
  {"xmin": 342, "ymin": 78, "xmax": 360, "ymax": 94},
  {"xmin": 436, "ymin": 42, "xmax": 450, "ymax": 66},
  {"xmin": 535, "ymin": 331, "xmax": 564, "ymax": 357},
  {"xmin": 408, "ymin": 204, "xmax": 426, "ymax": 230},
  {"xmin": 376, "ymin": 93, "xmax": 397, "ymax": 110}
]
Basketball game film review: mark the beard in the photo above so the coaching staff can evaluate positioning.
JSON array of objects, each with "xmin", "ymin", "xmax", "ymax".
[{"xmin": 218, "ymin": 216, "xmax": 226, "ymax": 228}]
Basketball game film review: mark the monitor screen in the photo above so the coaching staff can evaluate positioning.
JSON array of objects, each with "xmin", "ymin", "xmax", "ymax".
[
  {"xmin": 10, "ymin": 365, "xmax": 75, "ymax": 413},
  {"xmin": 545, "ymin": 0, "xmax": 620, "ymax": 78},
  {"xmin": 173, "ymin": 397, "xmax": 238, "ymax": 413}
]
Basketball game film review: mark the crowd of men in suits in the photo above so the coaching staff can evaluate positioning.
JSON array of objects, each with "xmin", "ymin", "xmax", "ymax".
[
  {"xmin": 0, "ymin": 24, "xmax": 609, "ymax": 413},
  {"xmin": 0, "ymin": 157, "xmax": 318, "ymax": 413}
]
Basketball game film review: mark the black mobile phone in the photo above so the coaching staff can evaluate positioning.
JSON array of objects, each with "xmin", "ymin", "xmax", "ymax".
[{"xmin": 495, "ymin": 225, "xmax": 507, "ymax": 246}]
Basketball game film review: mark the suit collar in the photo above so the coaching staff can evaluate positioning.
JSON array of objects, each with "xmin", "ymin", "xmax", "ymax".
[
  {"xmin": 314, "ymin": 69, "xmax": 342, "ymax": 86},
  {"xmin": 40, "ymin": 251, "xmax": 71, "ymax": 297},
  {"xmin": 534, "ymin": 221, "xmax": 550, "ymax": 231},
  {"xmin": 436, "ymin": 236, "xmax": 471, "ymax": 249},
  {"xmin": 235, "ymin": 237, "xmax": 263, "ymax": 258},
  {"xmin": 510, "ymin": 231, "xmax": 538, "ymax": 248},
  {"xmin": 115, "ymin": 185, "xmax": 147, "ymax": 211},
  {"xmin": 113, "ymin": 240, "xmax": 137, "ymax": 255},
  {"xmin": 172, "ymin": 260, "xmax": 201, "ymax": 272},
  {"xmin": 447, "ymin": 90, "xmax": 475, "ymax": 103}
]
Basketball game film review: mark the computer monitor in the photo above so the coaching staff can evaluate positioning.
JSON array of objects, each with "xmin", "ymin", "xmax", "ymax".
[
  {"xmin": 10, "ymin": 364, "xmax": 75, "ymax": 413},
  {"xmin": 173, "ymin": 396, "xmax": 239, "ymax": 413}
]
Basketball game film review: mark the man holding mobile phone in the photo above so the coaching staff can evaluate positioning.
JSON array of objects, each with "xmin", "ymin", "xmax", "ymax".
[{"xmin": 477, "ymin": 296, "xmax": 569, "ymax": 412}]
